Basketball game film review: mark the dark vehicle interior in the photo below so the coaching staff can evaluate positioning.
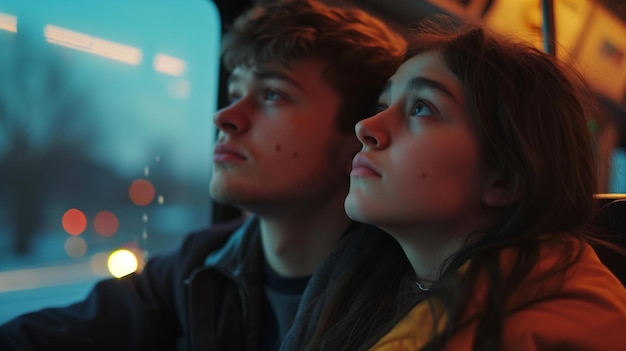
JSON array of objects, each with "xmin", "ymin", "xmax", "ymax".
[{"xmin": 0, "ymin": 0, "xmax": 625, "ymax": 323}]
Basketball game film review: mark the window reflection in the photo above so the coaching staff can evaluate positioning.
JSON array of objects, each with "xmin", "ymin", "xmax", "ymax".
[{"xmin": 0, "ymin": 0, "xmax": 220, "ymax": 321}]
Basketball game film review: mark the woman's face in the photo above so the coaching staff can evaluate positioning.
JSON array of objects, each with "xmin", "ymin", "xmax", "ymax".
[{"xmin": 345, "ymin": 51, "xmax": 500, "ymax": 239}]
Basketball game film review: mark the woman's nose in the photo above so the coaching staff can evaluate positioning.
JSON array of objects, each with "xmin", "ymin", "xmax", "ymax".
[{"xmin": 355, "ymin": 114, "xmax": 389, "ymax": 149}]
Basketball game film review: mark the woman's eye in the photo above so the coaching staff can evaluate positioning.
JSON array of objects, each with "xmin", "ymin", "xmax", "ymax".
[{"xmin": 411, "ymin": 99, "xmax": 435, "ymax": 117}]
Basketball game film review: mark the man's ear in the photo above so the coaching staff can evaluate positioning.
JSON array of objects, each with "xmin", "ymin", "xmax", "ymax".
[{"xmin": 482, "ymin": 172, "xmax": 522, "ymax": 208}]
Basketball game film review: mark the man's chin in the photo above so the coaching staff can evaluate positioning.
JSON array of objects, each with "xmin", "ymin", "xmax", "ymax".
[
  {"xmin": 209, "ymin": 182, "xmax": 247, "ymax": 207},
  {"xmin": 209, "ymin": 186, "xmax": 235, "ymax": 205},
  {"xmin": 209, "ymin": 178, "xmax": 229, "ymax": 203}
]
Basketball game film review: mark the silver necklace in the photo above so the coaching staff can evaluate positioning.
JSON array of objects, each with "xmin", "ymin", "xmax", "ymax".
[{"xmin": 415, "ymin": 280, "xmax": 430, "ymax": 292}]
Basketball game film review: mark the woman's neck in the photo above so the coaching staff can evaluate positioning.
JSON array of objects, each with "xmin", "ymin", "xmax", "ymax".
[{"xmin": 380, "ymin": 222, "xmax": 473, "ymax": 288}]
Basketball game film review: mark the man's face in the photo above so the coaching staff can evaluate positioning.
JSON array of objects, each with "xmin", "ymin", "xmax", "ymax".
[{"xmin": 210, "ymin": 58, "xmax": 360, "ymax": 215}]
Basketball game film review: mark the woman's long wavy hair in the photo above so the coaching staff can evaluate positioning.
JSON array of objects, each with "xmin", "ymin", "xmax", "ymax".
[
  {"xmin": 303, "ymin": 15, "xmax": 613, "ymax": 351},
  {"xmin": 402, "ymin": 15, "xmax": 602, "ymax": 350}
]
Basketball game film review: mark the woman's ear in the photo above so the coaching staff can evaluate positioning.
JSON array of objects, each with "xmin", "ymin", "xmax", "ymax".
[{"xmin": 482, "ymin": 172, "xmax": 522, "ymax": 208}]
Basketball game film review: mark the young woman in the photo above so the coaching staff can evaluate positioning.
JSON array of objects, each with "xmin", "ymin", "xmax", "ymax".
[{"xmin": 341, "ymin": 16, "xmax": 626, "ymax": 350}]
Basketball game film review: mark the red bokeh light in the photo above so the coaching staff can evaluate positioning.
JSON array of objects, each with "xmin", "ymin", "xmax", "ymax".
[
  {"xmin": 94, "ymin": 210, "xmax": 119, "ymax": 237},
  {"xmin": 129, "ymin": 179, "xmax": 155, "ymax": 206},
  {"xmin": 62, "ymin": 208, "xmax": 87, "ymax": 236}
]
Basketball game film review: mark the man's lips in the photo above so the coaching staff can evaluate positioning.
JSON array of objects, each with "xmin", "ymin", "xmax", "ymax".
[
  {"xmin": 351, "ymin": 153, "xmax": 381, "ymax": 177},
  {"xmin": 213, "ymin": 143, "xmax": 247, "ymax": 162}
]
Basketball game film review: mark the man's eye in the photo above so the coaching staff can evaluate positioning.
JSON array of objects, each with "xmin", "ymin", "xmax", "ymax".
[
  {"xmin": 228, "ymin": 92, "xmax": 241, "ymax": 105},
  {"xmin": 263, "ymin": 89, "xmax": 282, "ymax": 101}
]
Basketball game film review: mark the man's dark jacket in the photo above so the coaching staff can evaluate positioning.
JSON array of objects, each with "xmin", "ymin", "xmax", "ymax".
[{"xmin": 0, "ymin": 216, "xmax": 406, "ymax": 351}]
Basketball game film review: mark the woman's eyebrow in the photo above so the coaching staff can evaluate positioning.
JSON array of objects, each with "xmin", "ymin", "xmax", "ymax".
[{"xmin": 407, "ymin": 76, "xmax": 459, "ymax": 104}]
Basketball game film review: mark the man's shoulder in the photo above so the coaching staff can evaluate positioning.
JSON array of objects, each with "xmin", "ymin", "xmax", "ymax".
[{"xmin": 177, "ymin": 215, "xmax": 264, "ymax": 271}]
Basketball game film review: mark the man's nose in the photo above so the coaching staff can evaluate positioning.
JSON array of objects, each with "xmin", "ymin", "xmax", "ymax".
[{"xmin": 213, "ymin": 99, "xmax": 250, "ymax": 134}]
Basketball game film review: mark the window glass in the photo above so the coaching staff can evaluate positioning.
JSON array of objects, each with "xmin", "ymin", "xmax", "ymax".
[
  {"xmin": 610, "ymin": 148, "xmax": 626, "ymax": 192},
  {"xmin": 0, "ymin": 0, "xmax": 221, "ymax": 323}
]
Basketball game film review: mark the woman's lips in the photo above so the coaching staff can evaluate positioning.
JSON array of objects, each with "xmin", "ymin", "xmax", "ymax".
[{"xmin": 351, "ymin": 153, "xmax": 381, "ymax": 177}]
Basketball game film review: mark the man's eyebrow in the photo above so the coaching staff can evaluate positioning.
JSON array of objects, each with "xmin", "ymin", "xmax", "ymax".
[
  {"xmin": 227, "ymin": 73, "xmax": 240, "ymax": 86},
  {"xmin": 407, "ymin": 76, "xmax": 459, "ymax": 103},
  {"xmin": 255, "ymin": 69, "xmax": 307, "ymax": 93},
  {"xmin": 227, "ymin": 69, "xmax": 307, "ymax": 93}
]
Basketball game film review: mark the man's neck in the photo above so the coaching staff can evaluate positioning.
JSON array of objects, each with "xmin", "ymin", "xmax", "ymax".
[{"xmin": 259, "ymin": 212, "xmax": 353, "ymax": 277}]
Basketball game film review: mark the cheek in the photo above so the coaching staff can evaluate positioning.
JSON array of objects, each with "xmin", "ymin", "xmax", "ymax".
[
  {"xmin": 393, "ymin": 139, "xmax": 483, "ymax": 199},
  {"xmin": 261, "ymin": 133, "xmax": 302, "ymax": 161},
  {"xmin": 274, "ymin": 143, "xmax": 299, "ymax": 158},
  {"xmin": 413, "ymin": 133, "xmax": 481, "ymax": 175},
  {"xmin": 442, "ymin": 139, "xmax": 483, "ymax": 181}
]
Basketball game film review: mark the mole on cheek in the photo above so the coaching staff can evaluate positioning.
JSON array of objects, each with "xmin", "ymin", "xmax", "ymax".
[
  {"xmin": 275, "ymin": 144, "xmax": 282, "ymax": 152},
  {"xmin": 292, "ymin": 152, "xmax": 298, "ymax": 158},
  {"xmin": 421, "ymin": 173, "xmax": 427, "ymax": 178}
]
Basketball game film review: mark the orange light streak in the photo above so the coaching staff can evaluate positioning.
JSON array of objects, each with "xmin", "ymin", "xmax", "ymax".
[{"xmin": 43, "ymin": 24, "xmax": 142, "ymax": 65}]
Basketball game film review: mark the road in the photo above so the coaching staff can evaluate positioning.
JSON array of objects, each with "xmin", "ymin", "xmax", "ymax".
[{"xmin": 0, "ymin": 259, "xmax": 106, "ymax": 324}]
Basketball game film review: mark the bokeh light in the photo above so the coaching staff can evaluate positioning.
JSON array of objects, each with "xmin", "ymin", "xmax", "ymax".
[
  {"xmin": 121, "ymin": 241, "xmax": 141, "ymax": 252},
  {"xmin": 94, "ymin": 210, "xmax": 119, "ymax": 237},
  {"xmin": 129, "ymin": 179, "xmax": 155, "ymax": 206},
  {"xmin": 64, "ymin": 236, "xmax": 87, "ymax": 258},
  {"xmin": 107, "ymin": 249, "xmax": 138, "ymax": 278},
  {"xmin": 62, "ymin": 208, "xmax": 87, "ymax": 235},
  {"xmin": 121, "ymin": 241, "xmax": 145, "ymax": 267},
  {"xmin": 90, "ymin": 252, "xmax": 112, "ymax": 277}
]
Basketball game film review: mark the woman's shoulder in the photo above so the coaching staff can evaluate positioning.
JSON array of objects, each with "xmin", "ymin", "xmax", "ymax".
[
  {"xmin": 370, "ymin": 237, "xmax": 626, "ymax": 351},
  {"xmin": 448, "ymin": 237, "xmax": 626, "ymax": 350},
  {"xmin": 498, "ymin": 272, "xmax": 626, "ymax": 350},
  {"xmin": 529, "ymin": 236, "xmax": 625, "ymax": 299},
  {"xmin": 496, "ymin": 238, "xmax": 626, "ymax": 350}
]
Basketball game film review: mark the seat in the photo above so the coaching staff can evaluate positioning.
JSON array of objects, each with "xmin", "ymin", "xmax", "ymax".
[{"xmin": 592, "ymin": 197, "xmax": 626, "ymax": 287}]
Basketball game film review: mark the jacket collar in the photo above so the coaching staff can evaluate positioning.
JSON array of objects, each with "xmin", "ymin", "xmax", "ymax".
[{"xmin": 204, "ymin": 215, "xmax": 262, "ymax": 278}]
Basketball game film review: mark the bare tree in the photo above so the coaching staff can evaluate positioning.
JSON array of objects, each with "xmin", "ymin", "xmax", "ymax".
[{"xmin": 0, "ymin": 31, "xmax": 102, "ymax": 254}]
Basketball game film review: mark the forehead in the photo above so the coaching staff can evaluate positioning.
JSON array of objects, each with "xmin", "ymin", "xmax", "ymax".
[
  {"xmin": 385, "ymin": 51, "xmax": 463, "ymax": 98},
  {"xmin": 229, "ymin": 58, "xmax": 330, "ymax": 89}
]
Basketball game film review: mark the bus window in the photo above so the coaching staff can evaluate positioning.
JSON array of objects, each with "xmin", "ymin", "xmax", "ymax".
[
  {"xmin": 0, "ymin": 0, "xmax": 221, "ymax": 323},
  {"xmin": 611, "ymin": 147, "xmax": 626, "ymax": 192}
]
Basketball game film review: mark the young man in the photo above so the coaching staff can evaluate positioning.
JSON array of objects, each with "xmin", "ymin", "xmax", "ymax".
[{"xmin": 0, "ymin": 1, "xmax": 408, "ymax": 350}]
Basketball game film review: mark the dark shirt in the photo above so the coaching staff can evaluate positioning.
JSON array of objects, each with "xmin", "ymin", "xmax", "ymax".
[{"xmin": 261, "ymin": 259, "xmax": 310, "ymax": 351}]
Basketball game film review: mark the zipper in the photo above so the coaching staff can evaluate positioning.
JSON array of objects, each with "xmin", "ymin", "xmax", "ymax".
[{"xmin": 184, "ymin": 265, "xmax": 249, "ymax": 350}]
